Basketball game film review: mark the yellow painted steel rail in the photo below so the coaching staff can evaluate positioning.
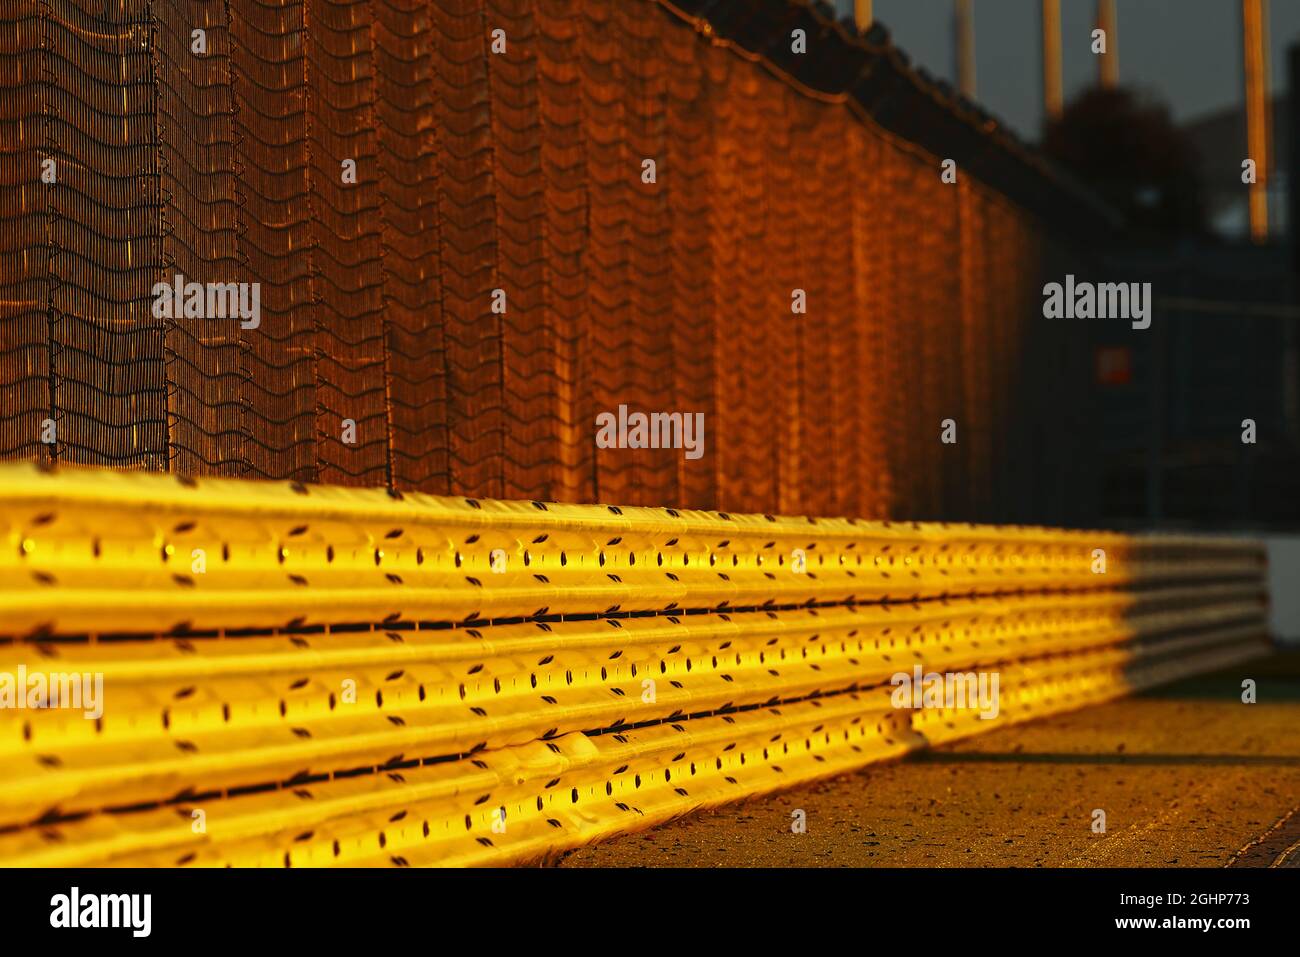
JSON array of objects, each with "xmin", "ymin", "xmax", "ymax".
[{"xmin": 0, "ymin": 464, "xmax": 1272, "ymax": 866}]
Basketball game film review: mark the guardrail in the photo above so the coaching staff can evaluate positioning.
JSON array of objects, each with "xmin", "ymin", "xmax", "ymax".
[{"xmin": 0, "ymin": 464, "xmax": 1271, "ymax": 866}]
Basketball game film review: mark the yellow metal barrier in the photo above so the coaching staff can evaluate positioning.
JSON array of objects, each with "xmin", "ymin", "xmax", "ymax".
[
  {"xmin": 0, "ymin": 462, "xmax": 1263, "ymax": 634},
  {"xmin": 0, "ymin": 464, "xmax": 1271, "ymax": 866}
]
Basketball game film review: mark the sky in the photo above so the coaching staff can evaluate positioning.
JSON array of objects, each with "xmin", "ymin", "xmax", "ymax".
[{"xmin": 832, "ymin": 0, "xmax": 1300, "ymax": 141}]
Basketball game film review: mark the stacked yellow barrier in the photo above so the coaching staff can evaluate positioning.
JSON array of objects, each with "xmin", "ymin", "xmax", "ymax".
[{"xmin": 0, "ymin": 464, "xmax": 1271, "ymax": 865}]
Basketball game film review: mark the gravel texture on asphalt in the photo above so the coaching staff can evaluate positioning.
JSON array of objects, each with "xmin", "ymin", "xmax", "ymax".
[{"xmin": 557, "ymin": 650, "xmax": 1300, "ymax": 867}]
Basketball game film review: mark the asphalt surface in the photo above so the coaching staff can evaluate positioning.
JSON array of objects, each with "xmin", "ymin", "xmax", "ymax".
[{"xmin": 558, "ymin": 649, "xmax": 1300, "ymax": 867}]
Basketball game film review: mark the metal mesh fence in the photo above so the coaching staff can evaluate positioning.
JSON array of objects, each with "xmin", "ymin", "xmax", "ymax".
[{"xmin": 0, "ymin": 0, "xmax": 1097, "ymax": 521}]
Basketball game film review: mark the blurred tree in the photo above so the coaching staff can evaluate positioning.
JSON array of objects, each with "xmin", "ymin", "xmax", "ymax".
[{"xmin": 1043, "ymin": 87, "xmax": 1206, "ymax": 238}]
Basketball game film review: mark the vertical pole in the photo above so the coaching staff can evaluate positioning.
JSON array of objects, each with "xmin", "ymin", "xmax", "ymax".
[
  {"xmin": 1244, "ymin": 0, "xmax": 1270, "ymax": 242},
  {"xmin": 855, "ymin": 0, "xmax": 872, "ymax": 31},
  {"xmin": 1042, "ymin": 0, "xmax": 1063, "ymax": 122},
  {"xmin": 1146, "ymin": 302, "xmax": 1165, "ymax": 524},
  {"xmin": 956, "ymin": 0, "xmax": 976, "ymax": 99},
  {"xmin": 1286, "ymin": 45, "xmax": 1300, "ymax": 441},
  {"xmin": 1097, "ymin": 0, "xmax": 1118, "ymax": 88}
]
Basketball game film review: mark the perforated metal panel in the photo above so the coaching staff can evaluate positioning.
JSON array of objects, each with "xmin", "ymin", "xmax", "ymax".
[{"xmin": 0, "ymin": 464, "xmax": 1271, "ymax": 865}]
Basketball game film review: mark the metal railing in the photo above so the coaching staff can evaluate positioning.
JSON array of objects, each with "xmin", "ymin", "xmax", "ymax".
[{"xmin": 0, "ymin": 464, "xmax": 1271, "ymax": 865}]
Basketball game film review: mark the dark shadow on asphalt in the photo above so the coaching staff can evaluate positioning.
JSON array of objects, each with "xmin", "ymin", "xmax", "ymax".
[{"xmin": 907, "ymin": 751, "xmax": 1300, "ymax": 767}]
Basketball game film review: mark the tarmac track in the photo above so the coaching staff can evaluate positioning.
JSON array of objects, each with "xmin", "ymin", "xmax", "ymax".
[{"xmin": 557, "ymin": 650, "xmax": 1300, "ymax": 867}]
